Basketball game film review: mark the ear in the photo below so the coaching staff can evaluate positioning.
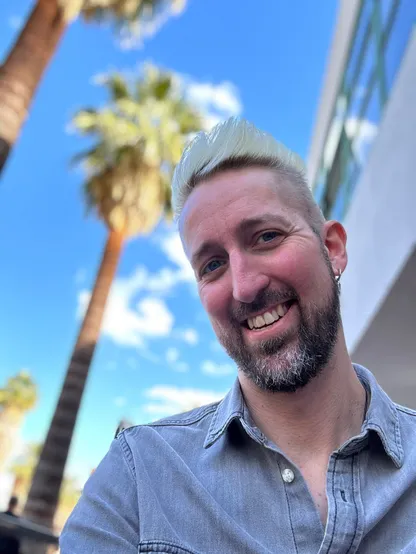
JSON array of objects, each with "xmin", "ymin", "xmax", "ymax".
[{"xmin": 322, "ymin": 220, "xmax": 348, "ymax": 276}]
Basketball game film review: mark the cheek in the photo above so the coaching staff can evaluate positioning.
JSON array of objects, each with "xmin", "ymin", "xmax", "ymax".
[
  {"xmin": 270, "ymin": 243, "xmax": 327, "ymax": 295},
  {"xmin": 199, "ymin": 281, "xmax": 230, "ymax": 320}
]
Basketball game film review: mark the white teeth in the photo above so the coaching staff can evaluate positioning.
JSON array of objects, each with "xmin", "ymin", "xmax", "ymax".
[
  {"xmin": 264, "ymin": 312, "xmax": 275, "ymax": 325},
  {"xmin": 277, "ymin": 304, "xmax": 285, "ymax": 317},
  {"xmin": 247, "ymin": 302, "xmax": 291, "ymax": 330},
  {"xmin": 256, "ymin": 315, "xmax": 266, "ymax": 327}
]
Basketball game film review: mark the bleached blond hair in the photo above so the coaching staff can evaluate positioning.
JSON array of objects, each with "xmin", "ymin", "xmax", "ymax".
[{"xmin": 172, "ymin": 117, "xmax": 325, "ymax": 232}]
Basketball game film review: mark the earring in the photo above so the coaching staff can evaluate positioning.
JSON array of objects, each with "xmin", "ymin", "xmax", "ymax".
[{"xmin": 335, "ymin": 268, "xmax": 342, "ymax": 291}]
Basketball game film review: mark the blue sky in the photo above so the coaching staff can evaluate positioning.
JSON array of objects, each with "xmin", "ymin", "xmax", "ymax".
[{"xmin": 0, "ymin": 0, "xmax": 337, "ymax": 484}]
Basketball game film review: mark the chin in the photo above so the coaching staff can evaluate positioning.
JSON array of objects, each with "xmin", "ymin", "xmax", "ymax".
[{"xmin": 241, "ymin": 343, "xmax": 326, "ymax": 393}]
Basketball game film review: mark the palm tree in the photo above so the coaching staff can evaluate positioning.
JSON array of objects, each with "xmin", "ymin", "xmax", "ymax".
[
  {"xmin": 23, "ymin": 63, "xmax": 203, "ymax": 530},
  {"xmin": 11, "ymin": 443, "xmax": 83, "ymax": 530},
  {"xmin": 0, "ymin": 371, "xmax": 38, "ymax": 472},
  {"xmin": 0, "ymin": 0, "xmax": 187, "ymax": 175},
  {"xmin": 11, "ymin": 442, "xmax": 42, "ymax": 502}
]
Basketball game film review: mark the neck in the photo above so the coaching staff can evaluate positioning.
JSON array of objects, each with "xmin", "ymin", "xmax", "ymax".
[{"xmin": 238, "ymin": 340, "xmax": 366, "ymax": 464}]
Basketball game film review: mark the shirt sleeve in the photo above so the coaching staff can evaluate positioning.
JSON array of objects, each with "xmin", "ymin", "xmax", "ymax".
[{"xmin": 60, "ymin": 432, "xmax": 139, "ymax": 553}]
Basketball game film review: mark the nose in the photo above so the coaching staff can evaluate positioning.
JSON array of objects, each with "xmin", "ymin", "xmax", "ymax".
[{"xmin": 230, "ymin": 252, "xmax": 270, "ymax": 304}]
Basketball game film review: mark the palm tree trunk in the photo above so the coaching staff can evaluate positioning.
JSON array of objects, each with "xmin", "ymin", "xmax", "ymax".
[
  {"xmin": 0, "ymin": 0, "xmax": 67, "ymax": 175},
  {"xmin": 23, "ymin": 230, "xmax": 124, "ymax": 530}
]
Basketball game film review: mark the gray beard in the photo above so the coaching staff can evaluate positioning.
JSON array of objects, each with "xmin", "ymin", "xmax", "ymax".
[{"xmin": 217, "ymin": 257, "xmax": 341, "ymax": 393}]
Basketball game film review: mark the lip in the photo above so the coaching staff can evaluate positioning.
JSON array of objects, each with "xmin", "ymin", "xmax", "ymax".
[{"xmin": 242, "ymin": 301, "xmax": 297, "ymax": 342}]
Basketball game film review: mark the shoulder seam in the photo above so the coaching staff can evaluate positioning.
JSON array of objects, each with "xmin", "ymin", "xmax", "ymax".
[
  {"xmin": 145, "ymin": 404, "xmax": 219, "ymax": 428},
  {"xmin": 117, "ymin": 429, "xmax": 138, "ymax": 480},
  {"xmin": 117, "ymin": 428, "xmax": 140, "ymax": 548},
  {"xmin": 396, "ymin": 405, "xmax": 416, "ymax": 417}
]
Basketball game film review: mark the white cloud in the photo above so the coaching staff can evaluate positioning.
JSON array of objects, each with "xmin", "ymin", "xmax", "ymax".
[
  {"xmin": 201, "ymin": 360, "xmax": 235, "ymax": 377},
  {"xmin": 186, "ymin": 80, "xmax": 242, "ymax": 130},
  {"xmin": 143, "ymin": 385, "xmax": 225, "ymax": 417},
  {"xmin": 117, "ymin": 0, "xmax": 187, "ymax": 50},
  {"xmin": 114, "ymin": 396, "xmax": 127, "ymax": 408},
  {"xmin": 188, "ymin": 81, "xmax": 242, "ymax": 118},
  {"xmin": 165, "ymin": 348, "xmax": 189, "ymax": 372},
  {"xmin": 166, "ymin": 347, "xmax": 179, "ymax": 364},
  {"xmin": 158, "ymin": 231, "xmax": 195, "ymax": 283},
  {"xmin": 75, "ymin": 230, "xmax": 200, "ymax": 349},
  {"xmin": 175, "ymin": 328, "xmax": 199, "ymax": 345},
  {"xmin": 77, "ymin": 285, "xmax": 174, "ymax": 348},
  {"xmin": 7, "ymin": 15, "xmax": 23, "ymax": 31}
]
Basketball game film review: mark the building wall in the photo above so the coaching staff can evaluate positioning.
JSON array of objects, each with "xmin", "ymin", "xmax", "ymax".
[
  {"xmin": 352, "ymin": 248, "xmax": 416, "ymax": 407},
  {"xmin": 306, "ymin": 0, "xmax": 416, "ymax": 404},
  {"xmin": 341, "ymin": 29, "xmax": 416, "ymax": 353}
]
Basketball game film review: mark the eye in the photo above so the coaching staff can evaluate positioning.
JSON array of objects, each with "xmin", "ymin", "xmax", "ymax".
[
  {"xmin": 257, "ymin": 231, "xmax": 281, "ymax": 244},
  {"xmin": 201, "ymin": 259, "xmax": 225, "ymax": 276}
]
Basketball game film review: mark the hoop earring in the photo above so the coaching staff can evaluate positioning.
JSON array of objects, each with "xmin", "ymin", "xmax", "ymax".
[{"xmin": 335, "ymin": 268, "xmax": 342, "ymax": 291}]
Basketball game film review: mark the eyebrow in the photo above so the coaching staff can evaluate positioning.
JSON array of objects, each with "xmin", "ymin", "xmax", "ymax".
[
  {"xmin": 190, "ymin": 213, "xmax": 292, "ymax": 268},
  {"xmin": 235, "ymin": 213, "xmax": 292, "ymax": 234},
  {"xmin": 191, "ymin": 240, "xmax": 221, "ymax": 268}
]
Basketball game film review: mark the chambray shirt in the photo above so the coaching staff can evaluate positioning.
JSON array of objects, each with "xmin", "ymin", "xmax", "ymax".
[{"xmin": 60, "ymin": 365, "xmax": 416, "ymax": 553}]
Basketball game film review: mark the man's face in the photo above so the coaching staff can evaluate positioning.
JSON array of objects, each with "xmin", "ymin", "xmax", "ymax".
[{"xmin": 180, "ymin": 167, "xmax": 343, "ymax": 392}]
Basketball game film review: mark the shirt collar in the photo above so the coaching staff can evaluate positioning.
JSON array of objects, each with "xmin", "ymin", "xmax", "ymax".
[
  {"xmin": 354, "ymin": 363, "xmax": 404, "ymax": 467},
  {"xmin": 204, "ymin": 378, "xmax": 246, "ymax": 448},
  {"xmin": 204, "ymin": 363, "xmax": 404, "ymax": 467}
]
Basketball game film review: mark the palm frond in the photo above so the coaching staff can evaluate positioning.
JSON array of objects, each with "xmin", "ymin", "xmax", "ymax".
[
  {"xmin": 72, "ymin": 63, "xmax": 203, "ymax": 237},
  {"xmin": 80, "ymin": 0, "xmax": 188, "ymax": 42},
  {"xmin": 71, "ymin": 108, "xmax": 100, "ymax": 135},
  {"xmin": 0, "ymin": 371, "xmax": 37, "ymax": 411},
  {"xmin": 103, "ymin": 73, "xmax": 130, "ymax": 101},
  {"xmin": 70, "ymin": 142, "xmax": 108, "ymax": 170}
]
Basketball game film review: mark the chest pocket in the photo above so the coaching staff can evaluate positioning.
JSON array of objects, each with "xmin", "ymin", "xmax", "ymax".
[{"xmin": 139, "ymin": 540, "xmax": 198, "ymax": 554}]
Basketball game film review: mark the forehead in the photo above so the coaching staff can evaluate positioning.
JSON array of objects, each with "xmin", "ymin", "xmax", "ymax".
[{"xmin": 179, "ymin": 166, "xmax": 303, "ymax": 257}]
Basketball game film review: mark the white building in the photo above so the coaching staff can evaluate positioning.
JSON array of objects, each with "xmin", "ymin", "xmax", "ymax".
[{"xmin": 307, "ymin": 1, "xmax": 416, "ymax": 407}]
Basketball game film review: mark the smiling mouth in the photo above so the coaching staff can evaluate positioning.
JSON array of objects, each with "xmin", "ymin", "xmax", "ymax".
[{"xmin": 243, "ymin": 300, "xmax": 295, "ymax": 331}]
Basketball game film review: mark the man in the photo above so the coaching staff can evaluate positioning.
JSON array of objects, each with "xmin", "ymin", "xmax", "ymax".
[
  {"xmin": 61, "ymin": 118, "xmax": 416, "ymax": 553},
  {"xmin": 2, "ymin": 497, "xmax": 18, "ymax": 518},
  {"xmin": 0, "ymin": 497, "xmax": 20, "ymax": 554}
]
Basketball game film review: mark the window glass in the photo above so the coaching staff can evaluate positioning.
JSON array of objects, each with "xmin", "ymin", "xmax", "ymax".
[
  {"xmin": 330, "ymin": 132, "xmax": 357, "ymax": 220},
  {"xmin": 347, "ymin": 36, "xmax": 377, "ymax": 123},
  {"xmin": 323, "ymin": 130, "xmax": 350, "ymax": 218},
  {"xmin": 351, "ymin": 81, "xmax": 380, "ymax": 167},
  {"xmin": 380, "ymin": 0, "xmax": 396, "ymax": 30},
  {"xmin": 344, "ymin": 0, "xmax": 373, "ymax": 92}
]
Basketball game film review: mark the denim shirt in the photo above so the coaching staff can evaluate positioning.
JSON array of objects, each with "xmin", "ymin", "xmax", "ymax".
[{"xmin": 60, "ymin": 365, "xmax": 416, "ymax": 553}]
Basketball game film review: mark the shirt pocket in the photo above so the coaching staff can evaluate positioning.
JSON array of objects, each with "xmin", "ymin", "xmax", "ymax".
[{"xmin": 139, "ymin": 540, "xmax": 198, "ymax": 554}]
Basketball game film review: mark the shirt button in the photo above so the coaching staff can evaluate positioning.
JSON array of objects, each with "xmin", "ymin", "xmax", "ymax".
[{"xmin": 282, "ymin": 468, "xmax": 295, "ymax": 483}]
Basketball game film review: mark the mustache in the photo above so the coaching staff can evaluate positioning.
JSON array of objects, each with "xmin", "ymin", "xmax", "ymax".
[{"xmin": 229, "ymin": 287, "xmax": 299, "ymax": 323}]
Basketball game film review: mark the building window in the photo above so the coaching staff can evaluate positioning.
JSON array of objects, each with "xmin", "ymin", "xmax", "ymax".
[{"xmin": 312, "ymin": 0, "xmax": 416, "ymax": 220}]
